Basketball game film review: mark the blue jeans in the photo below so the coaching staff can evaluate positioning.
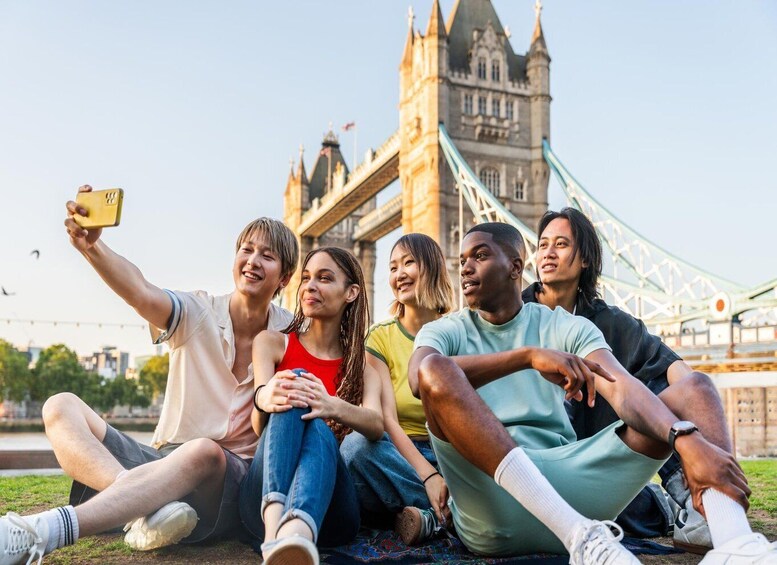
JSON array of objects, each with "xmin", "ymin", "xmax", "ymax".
[
  {"xmin": 340, "ymin": 431, "xmax": 436, "ymax": 515},
  {"xmin": 238, "ymin": 408, "xmax": 360, "ymax": 547}
]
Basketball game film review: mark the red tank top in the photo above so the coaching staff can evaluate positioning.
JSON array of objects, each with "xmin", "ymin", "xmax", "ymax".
[{"xmin": 276, "ymin": 332, "xmax": 342, "ymax": 396}]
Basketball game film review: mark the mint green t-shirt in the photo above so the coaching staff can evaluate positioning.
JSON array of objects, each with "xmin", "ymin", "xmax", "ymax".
[{"xmin": 414, "ymin": 302, "xmax": 611, "ymax": 450}]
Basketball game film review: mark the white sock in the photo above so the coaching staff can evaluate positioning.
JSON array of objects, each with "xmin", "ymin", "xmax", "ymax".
[
  {"xmin": 494, "ymin": 447, "xmax": 587, "ymax": 550},
  {"xmin": 702, "ymin": 489, "xmax": 751, "ymax": 547},
  {"xmin": 28, "ymin": 506, "xmax": 80, "ymax": 554}
]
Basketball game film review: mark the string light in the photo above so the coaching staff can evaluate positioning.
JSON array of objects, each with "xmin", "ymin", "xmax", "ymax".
[{"xmin": 0, "ymin": 318, "xmax": 146, "ymax": 330}]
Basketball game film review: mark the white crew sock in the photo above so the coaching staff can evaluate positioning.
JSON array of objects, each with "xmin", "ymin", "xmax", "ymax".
[
  {"xmin": 702, "ymin": 489, "xmax": 752, "ymax": 547},
  {"xmin": 494, "ymin": 447, "xmax": 587, "ymax": 550},
  {"xmin": 27, "ymin": 505, "xmax": 80, "ymax": 554}
]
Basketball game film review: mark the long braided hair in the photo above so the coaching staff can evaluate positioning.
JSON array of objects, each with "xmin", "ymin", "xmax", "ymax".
[{"xmin": 283, "ymin": 246, "xmax": 370, "ymax": 441}]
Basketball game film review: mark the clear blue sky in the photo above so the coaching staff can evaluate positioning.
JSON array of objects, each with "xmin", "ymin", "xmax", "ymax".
[{"xmin": 0, "ymin": 1, "xmax": 775, "ymax": 363}]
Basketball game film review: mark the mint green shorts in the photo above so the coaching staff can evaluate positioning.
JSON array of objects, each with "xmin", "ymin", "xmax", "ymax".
[{"xmin": 429, "ymin": 420, "xmax": 666, "ymax": 556}]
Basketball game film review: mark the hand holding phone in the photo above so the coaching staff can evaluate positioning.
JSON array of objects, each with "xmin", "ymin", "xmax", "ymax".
[{"xmin": 73, "ymin": 188, "xmax": 124, "ymax": 229}]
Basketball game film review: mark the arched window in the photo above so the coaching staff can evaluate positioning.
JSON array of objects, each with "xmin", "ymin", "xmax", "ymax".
[
  {"xmin": 514, "ymin": 179, "xmax": 526, "ymax": 201},
  {"xmin": 477, "ymin": 57, "xmax": 487, "ymax": 80},
  {"xmin": 491, "ymin": 60, "xmax": 501, "ymax": 82},
  {"xmin": 464, "ymin": 94, "xmax": 473, "ymax": 115},
  {"xmin": 479, "ymin": 167, "xmax": 500, "ymax": 196}
]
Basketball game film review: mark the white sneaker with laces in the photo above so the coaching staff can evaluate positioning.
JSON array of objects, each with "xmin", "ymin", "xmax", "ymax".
[
  {"xmin": 0, "ymin": 513, "xmax": 49, "ymax": 565},
  {"xmin": 699, "ymin": 532, "xmax": 777, "ymax": 564},
  {"xmin": 568, "ymin": 520, "xmax": 641, "ymax": 565},
  {"xmin": 123, "ymin": 501, "xmax": 198, "ymax": 551}
]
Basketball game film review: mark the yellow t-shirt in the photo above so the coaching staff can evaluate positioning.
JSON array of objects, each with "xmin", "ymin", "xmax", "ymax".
[{"xmin": 365, "ymin": 318, "xmax": 427, "ymax": 437}]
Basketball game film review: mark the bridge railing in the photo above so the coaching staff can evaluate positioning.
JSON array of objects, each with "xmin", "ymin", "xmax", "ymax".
[{"xmin": 439, "ymin": 124, "xmax": 776, "ymax": 327}]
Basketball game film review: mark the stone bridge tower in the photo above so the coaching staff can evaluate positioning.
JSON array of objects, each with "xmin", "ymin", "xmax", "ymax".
[
  {"xmin": 399, "ymin": 0, "xmax": 551, "ymax": 278},
  {"xmin": 282, "ymin": 130, "xmax": 377, "ymax": 312},
  {"xmin": 283, "ymin": 0, "xmax": 549, "ymax": 311}
]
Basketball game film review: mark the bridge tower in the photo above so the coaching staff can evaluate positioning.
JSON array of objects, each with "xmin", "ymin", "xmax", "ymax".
[
  {"xmin": 282, "ymin": 0, "xmax": 549, "ymax": 312},
  {"xmin": 399, "ymin": 0, "xmax": 551, "ymax": 276},
  {"xmin": 282, "ymin": 130, "xmax": 377, "ymax": 311}
]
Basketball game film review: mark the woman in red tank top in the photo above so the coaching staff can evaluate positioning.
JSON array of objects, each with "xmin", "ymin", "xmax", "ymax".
[{"xmin": 239, "ymin": 246, "xmax": 383, "ymax": 565}]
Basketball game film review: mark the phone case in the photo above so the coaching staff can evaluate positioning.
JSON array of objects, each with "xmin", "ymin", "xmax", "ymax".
[{"xmin": 74, "ymin": 189, "xmax": 124, "ymax": 228}]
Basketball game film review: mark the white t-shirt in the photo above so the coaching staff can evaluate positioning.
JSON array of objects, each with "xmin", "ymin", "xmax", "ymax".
[{"xmin": 151, "ymin": 290, "xmax": 293, "ymax": 459}]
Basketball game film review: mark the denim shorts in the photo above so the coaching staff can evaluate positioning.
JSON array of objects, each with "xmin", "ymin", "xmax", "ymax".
[
  {"xmin": 430, "ymin": 420, "xmax": 666, "ymax": 556},
  {"xmin": 69, "ymin": 424, "xmax": 250, "ymax": 543}
]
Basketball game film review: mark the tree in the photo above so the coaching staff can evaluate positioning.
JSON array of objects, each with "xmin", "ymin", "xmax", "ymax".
[
  {"xmin": 139, "ymin": 353, "xmax": 169, "ymax": 399},
  {"xmin": 31, "ymin": 344, "xmax": 98, "ymax": 402},
  {"xmin": 0, "ymin": 339, "xmax": 33, "ymax": 402},
  {"xmin": 99, "ymin": 374, "xmax": 150, "ymax": 414}
]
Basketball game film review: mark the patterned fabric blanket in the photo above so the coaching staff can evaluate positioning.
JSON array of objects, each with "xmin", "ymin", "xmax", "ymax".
[{"xmin": 248, "ymin": 527, "xmax": 680, "ymax": 564}]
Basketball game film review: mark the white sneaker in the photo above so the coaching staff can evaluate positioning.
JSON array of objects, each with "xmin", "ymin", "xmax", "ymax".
[
  {"xmin": 699, "ymin": 533, "xmax": 777, "ymax": 564},
  {"xmin": 0, "ymin": 513, "xmax": 49, "ymax": 565},
  {"xmin": 123, "ymin": 501, "xmax": 198, "ymax": 551},
  {"xmin": 262, "ymin": 535, "xmax": 319, "ymax": 565},
  {"xmin": 568, "ymin": 520, "xmax": 641, "ymax": 565}
]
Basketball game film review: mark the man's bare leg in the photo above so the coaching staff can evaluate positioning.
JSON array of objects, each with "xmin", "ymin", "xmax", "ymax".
[
  {"xmin": 418, "ymin": 356, "xmax": 515, "ymax": 475},
  {"xmin": 659, "ymin": 372, "xmax": 731, "ymax": 451},
  {"xmin": 75, "ymin": 437, "xmax": 227, "ymax": 536},
  {"xmin": 42, "ymin": 393, "xmax": 124, "ymax": 491}
]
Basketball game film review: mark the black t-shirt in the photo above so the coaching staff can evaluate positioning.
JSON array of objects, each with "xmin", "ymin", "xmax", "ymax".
[{"xmin": 522, "ymin": 282, "xmax": 680, "ymax": 439}]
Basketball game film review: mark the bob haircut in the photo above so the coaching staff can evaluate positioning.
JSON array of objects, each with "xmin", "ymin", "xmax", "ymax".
[
  {"xmin": 235, "ymin": 217, "xmax": 299, "ymax": 297},
  {"xmin": 389, "ymin": 233, "xmax": 455, "ymax": 317}
]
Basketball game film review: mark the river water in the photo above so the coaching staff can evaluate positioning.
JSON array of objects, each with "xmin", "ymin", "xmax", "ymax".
[{"xmin": 0, "ymin": 431, "xmax": 154, "ymax": 450}]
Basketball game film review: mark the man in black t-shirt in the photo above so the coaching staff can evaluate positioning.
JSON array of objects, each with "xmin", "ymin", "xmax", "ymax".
[{"xmin": 524, "ymin": 208, "xmax": 732, "ymax": 555}]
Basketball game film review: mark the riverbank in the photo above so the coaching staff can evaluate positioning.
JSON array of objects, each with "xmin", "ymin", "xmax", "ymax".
[{"xmin": 0, "ymin": 417, "xmax": 157, "ymax": 433}]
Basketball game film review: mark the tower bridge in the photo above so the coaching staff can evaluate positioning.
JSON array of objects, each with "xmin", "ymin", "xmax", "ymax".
[{"xmin": 282, "ymin": 0, "xmax": 777, "ymax": 354}]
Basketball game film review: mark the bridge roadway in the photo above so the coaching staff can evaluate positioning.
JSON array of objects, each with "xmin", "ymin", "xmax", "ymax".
[{"xmin": 297, "ymin": 131, "xmax": 399, "ymax": 238}]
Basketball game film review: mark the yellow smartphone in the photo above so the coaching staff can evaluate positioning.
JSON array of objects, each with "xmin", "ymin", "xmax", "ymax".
[{"xmin": 74, "ymin": 189, "xmax": 124, "ymax": 229}]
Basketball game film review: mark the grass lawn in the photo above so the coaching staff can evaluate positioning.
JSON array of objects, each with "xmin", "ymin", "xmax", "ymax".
[{"xmin": 1, "ymin": 460, "xmax": 775, "ymax": 564}]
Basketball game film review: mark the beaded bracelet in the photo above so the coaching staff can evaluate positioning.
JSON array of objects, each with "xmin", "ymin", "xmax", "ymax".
[
  {"xmin": 423, "ymin": 471, "xmax": 441, "ymax": 485},
  {"xmin": 253, "ymin": 385, "xmax": 267, "ymax": 413}
]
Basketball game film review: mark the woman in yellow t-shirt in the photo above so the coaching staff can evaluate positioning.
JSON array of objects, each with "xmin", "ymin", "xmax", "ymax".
[{"xmin": 340, "ymin": 233, "xmax": 455, "ymax": 545}]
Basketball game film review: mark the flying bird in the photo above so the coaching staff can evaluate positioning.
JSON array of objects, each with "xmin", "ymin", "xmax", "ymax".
[
  {"xmin": 1, "ymin": 286, "xmax": 15, "ymax": 296},
  {"xmin": 30, "ymin": 249, "xmax": 40, "ymax": 259}
]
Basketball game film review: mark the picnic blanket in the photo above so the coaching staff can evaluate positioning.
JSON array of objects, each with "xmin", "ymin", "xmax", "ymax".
[{"xmin": 248, "ymin": 527, "xmax": 680, "ymax": 564}]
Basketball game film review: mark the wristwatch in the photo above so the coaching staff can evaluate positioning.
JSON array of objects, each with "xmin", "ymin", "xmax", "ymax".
[{"xmin": 668, "ymin": 421, "xmax": 699, "ymax": 454}]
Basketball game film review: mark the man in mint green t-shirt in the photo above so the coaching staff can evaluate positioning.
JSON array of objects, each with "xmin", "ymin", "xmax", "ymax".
[{"xmin": 409, "ymin": 223, "xmax": 763, "ymax": 563}]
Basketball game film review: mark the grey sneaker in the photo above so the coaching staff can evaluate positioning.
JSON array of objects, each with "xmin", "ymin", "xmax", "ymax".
[
  {"xmin": 568, "ymin": 520, "xmax": 642, "ymax": 565},
  {"xmin": 123, "ymin": 501, "xmax": 198, "ymax": 551},
  {"xmin": 699, "ymin": 532, "xmax": 777, "ymax": 564},
  {"xmin": 395, "ymin": 507, "xmax": 440, "ymax": 546},
  {"xmin": 672, "ymin": 497, "xmax": 712, "ymax": 554},
  {"xmin": 0, "ymin": 513, "xmax": 49, "ymax": 565}
]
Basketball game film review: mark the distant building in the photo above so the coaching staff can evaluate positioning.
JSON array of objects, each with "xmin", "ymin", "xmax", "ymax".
[
  {"xmin": 17, "ymin": 345, "xmax": 43, "ymax": 369},
  {"xmin": 80, "ymin": 345, "xmax": 129, "ymax": 379}
]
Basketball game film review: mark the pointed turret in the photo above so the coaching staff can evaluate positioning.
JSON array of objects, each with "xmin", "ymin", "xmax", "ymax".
[
  {"xmin": 287, "ymin": 158, "xmax": 296, "ymax": 182},
  {"xmin": 296, "ymin": 143, "xmax": 308, "ymax": 185},
  {"xmin": 529, "ymin": 0, "xmax": 547, "ymax": 55},
  {"xmin": 401, "ymin": 6, "xmax": 415, "ymax": 66},
  {"xmin": 426, "ymin": 0, "xmax": 446, "ymax": 38}
]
